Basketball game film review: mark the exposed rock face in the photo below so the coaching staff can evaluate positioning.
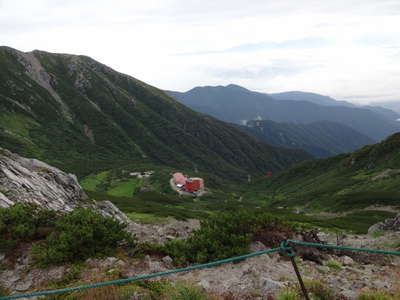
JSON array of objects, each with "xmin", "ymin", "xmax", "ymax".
[
  {"xmin": 89, "ymin": 200, "xmax": 131, "ymax": 224},
  {"xmin": 127, "ymin": 218, "xmax": 200, "ymax": 243},
  {"xmin": 0, "ymin": 147, "xmax": 133, "ymax": 225},
  {"xmin": 0, "ymin": 147, "xmax": 86, "ymax": 211},
  {"xmin": 368, "ymin": 214, "xmax": 400, "ymax": 233}
]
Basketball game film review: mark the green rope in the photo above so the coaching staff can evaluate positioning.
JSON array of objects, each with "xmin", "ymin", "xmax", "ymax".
[
  {"xmin": 2, "ymin": 240, "xmax": 399, "ymax": 299},
  {"xmin": 287, "ymin": 240, "xmax": 400, "ymax": 256},
  {"xmin": 0, "ymin": 247, "xmax": 281, "ymax": 300}
]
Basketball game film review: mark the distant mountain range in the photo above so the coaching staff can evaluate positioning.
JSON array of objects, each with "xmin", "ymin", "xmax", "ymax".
[
  {"xmin": 0, "ymin": 46, "xmax": 310, "ymax": 180},
  {"xmin": 370, "ymin": 100, "xmax": 400, "ymax": 115},
  {"xmin": 269, "ymin": 91, "xmax": 355, "ymax": 107},
  {"xmin": 270, "ymin": 91, "xmax": 400, "ymax": 121},
  {"xmin": 237, "ymin": 120, "xmax": 374, "ymax": 158},
  {"xmin": 167, "ymin": 85, "xmax": 400, "ymax": 142}
]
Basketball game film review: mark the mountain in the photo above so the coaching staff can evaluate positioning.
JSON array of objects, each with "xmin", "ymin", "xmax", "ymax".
[
  {"xmin": 263, "ymin": 133, "xmax": 400, "ymax": 211},
  {"xmin": 370, "ymin": 100, "xmax": 400, "ymax": 114},
  {"xmin": 269, "ymin": 91, "xmax": 400, "ymax": 121},
  {"xmin": 237, "ymin": 120, "xmax": 374, "ymax": 158},
  {"xmin": 0, "ymin": 47, "xmax": 311, "ymax": 180},
  {"xmin": 269, "ymin": 91, "xmax": 355, "ymax": 107},
  {"xmin": 167, "ymin": 85, "xmax": 400, "ymax": 141}
]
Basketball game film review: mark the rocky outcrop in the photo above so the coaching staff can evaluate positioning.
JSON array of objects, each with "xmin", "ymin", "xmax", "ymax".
[
  {"xmin": 127, "ymin": 218, "xmax": 200, "ymax": 243},
  {"xmin": 0, "ymin": 147, "xmax": 86, "ymax": 212},
  {"xmin": 372, "ymin": 168, "xmax": 400, "ymax": 181},
  {"xmin": 368, "ymin": 214, "xmax": 400, "ymax": 233},
  {"xmin": 89, "ymin": 200, "xmax": 131, "ymax": 224},
  {"xmin": 0, "ymin": 147, "xmax": 134, "ymax": 226}
]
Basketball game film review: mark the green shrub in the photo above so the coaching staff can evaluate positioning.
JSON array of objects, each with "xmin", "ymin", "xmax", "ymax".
[
  {"xmin": 171, "ymin": 283, "xmax": 207, "ymax": 300},
  {"xmin": 32, "ymin": 209, "xmax": 135, "ymax": 265},
  {"xmin": 277, "ymin": 288, "xmax": 300, "ymax": 300},
  {"xmin": 305, "ymin": 280, "xmax": 335, "ymax": 300},
  {"xmin": 0, "ymin": 203, "xmax": 57, "ymax": 253},
  {"xmin": 0, "ymin": 285, "xmax": 9, "ymax": 297},
  {"xmin": 358, "ymin": 291, "xmax": 393, "ymax": 300},
  {"xmin": 372, "ymin": 232, "xmax": 385, "ymax": 238},
  {"xmin": 325, "ymin": 261, "xmax": 342, "ymax": 271},
  {"xmin": 160, "ymin": 210, "xmax": 293, "ymax": 264},
  {"xmin": 278, "ymin": 281, "xmax": 336, "ymax": 300}
]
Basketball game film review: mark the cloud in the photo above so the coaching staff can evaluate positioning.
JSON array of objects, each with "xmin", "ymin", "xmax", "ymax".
[
  {"xmin": 210, "ymin": 61, "xmax": 319, "ymax": 80},
  {"xmin": 177, "ymin": 37, "xmax": 329, "ymax": 56},
  {"xmin": 1, "ymin": 0, "xmax": 400, "ymax": 103},
  {"xmin": 356, "ymin": 33, "xmax": 400, "ymax": 48}
]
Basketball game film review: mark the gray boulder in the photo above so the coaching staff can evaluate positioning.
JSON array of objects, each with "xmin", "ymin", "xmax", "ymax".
[
  {"xmin": 368, "ymin": 214, "xmax": 400, "ymax": 233},
  {"xmin": 0, "ymin": 147, "xmax": 132, "ymax": 225},
  {"xmin": 0, "ymin": 147, "xmax": 86, "ymax": 212}
]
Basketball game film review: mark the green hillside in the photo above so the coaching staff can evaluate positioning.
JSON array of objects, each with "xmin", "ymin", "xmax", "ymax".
[
  {"xmin": 262, "ymin": 133, "xmax": 400, "ymax": 211},
  {"xmin": 0, "ymin": 46, "xmax": 310, "ymax": 179},
  {"xmin": 237, "ymin": 120, "xmax": 374, "ymax": 158}
]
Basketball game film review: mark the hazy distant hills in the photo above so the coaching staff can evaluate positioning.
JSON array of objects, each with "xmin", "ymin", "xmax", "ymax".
[
  {"xmin": 167, "ymin": 85, "xmax": 400, "ymax": 141},
  {"xmin": 237, "ymin": 120, "xmax": 374, "ymax": 158},
  {"xmin": 370, "ymin": 100, "xmax": 400, "ymax": 115},
  {"xmin": 0, "ymin": 46, "xmax": 310, "ymax": 179},
  {"xmin": 270, "ymin": 90, "xmax": 400, "ymax": 122},
  {"xmin": 270, "ymin": 91, "xmax": 355, "ymax": 107}
]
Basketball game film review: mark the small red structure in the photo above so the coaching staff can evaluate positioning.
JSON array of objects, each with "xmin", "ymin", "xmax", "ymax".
[
  {"xmin": 173, "ymin": 172, "xmax": 187, "ymax": 185},
  {"xmin": 184, "ymin": 179, "xmax": 202, "ymax": 193},
  {"xmin": 266, "ymin": 170, "xmax": 273, "ymax": 177}
]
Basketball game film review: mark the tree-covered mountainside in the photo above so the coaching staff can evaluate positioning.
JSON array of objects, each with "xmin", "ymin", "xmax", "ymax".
[
  {"xmin": 262, "ymin": 133, "xmax": 400, "ymax": 211},
  {"xmin": 237, "ymin": 120, "xmax": 374, "ymax": 158},
  {"xmin": 0, "ymin": 47, "xmax": 310, "ymax": 179},
  {"xmin": 269, "ymin": 91, "xmax": 355, "ymax": 107},
  {"xmin": 167, "ymin": 84, "xmax": 400, "ymax": 141}
]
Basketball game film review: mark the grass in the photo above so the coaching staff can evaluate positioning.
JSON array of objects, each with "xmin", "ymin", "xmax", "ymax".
[
  {"xmin": 358, "ymin": 291, "xmax": 394, "ymax": 300},
  {"xmin": 277, "ymin": 280, "xmax": 336, "ymax": 300},
  {"xmin": 126, "ymin": 212, "xmax": 171, "ymax": 224},
  {"xmin": 325, "ymin": 261, "xmax": 342, "ymax": 270},
  {"xmin": 372, "ymin": 232, "xmax": 385, "ymax": 238},
  {"xmin": 0, "ymin": 285, "xmax": 9, "ymax": 297},
  {"xmin": 80, "ymin": 171, "xmax": 110, "ymax": 192},
  {"xmin": 108, "ymin": 178, "xmax": 142, "ymax": 197},
  {"xmin": 0, "ymin": 113, "xmax": 39, "ymax": 138}
]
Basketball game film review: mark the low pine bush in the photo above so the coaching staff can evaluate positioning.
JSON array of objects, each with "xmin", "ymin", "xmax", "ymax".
[
  {"xmin": 32, "ymin": 208, "xmax": 135, "ymax": 265},
  {"xmin": 0, "ymin": 203, "xmax": 57, "ymax": 253},
  {"xmin": 160, "ymin": 210, "xmax": 294, "ymax": 264}
]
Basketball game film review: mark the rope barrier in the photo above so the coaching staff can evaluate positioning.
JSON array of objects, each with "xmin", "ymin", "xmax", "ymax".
[
  {"xmin": 1, "ymin": 240, "xmax": 399, "ymax": 299},
  {"xmin": 287, "ymin": 240, "xmax": 400, "ymax": 256},
  {"xmin": 0, "ymin": 247, "xmax": 282, "ymax": 299}
]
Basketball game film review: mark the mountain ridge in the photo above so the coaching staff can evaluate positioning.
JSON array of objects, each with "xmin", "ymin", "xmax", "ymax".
[
  {"xmin": 0, "ymin": 46, "xmax": 311, "ymax": 179},
  {"xmin": 237, "ymin": 120, "xmax": 374, "ymax": 158},
  {"xmin": 167, "ymin": 84, "xmax": 400, "ymax": 141}
]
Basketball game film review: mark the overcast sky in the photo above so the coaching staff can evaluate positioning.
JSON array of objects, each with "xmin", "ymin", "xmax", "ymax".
[{"xmin": 1, "ymin": 0, "xmax": 400, "ymax": 103}]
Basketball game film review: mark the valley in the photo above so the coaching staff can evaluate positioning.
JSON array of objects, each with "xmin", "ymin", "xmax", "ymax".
[{"xmin": 0, "ymin": 46, "xmax": 399, "ymax": 299}]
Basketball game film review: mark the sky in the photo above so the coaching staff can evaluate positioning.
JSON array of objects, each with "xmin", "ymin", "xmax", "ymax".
[{"xmin": 1, "ymin": 0, "xmax": 400, "ymax": 104}]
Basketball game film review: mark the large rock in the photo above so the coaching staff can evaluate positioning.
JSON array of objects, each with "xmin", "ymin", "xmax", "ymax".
[
  {"xmin": 0, "ymin": 147, "xmax": 133, "ymax": 225},
  {"xmin": 368, "ymin": 214, "xmax": 400, "ymax": 233},
  {"xmin": 90, "ymin": 200, "xmax": 131, "ymax": 224},
  {"xmin": 0, "ymin": 147, "xmax": 86, "ymax": 212}
]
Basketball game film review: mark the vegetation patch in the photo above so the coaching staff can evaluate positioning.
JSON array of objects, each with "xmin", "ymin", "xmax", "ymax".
[
  {"xmin": 152, "ymin": 210, "xmax": 295, "ymax": 265},
  {"xmin": 325, "ymin": 261, "xmax": 342, "ymax": 271},
  {"xmin": 32, "ymin": 208, "xmax": 135, "ymax": 266},
  {"xmin": 277, "ymin": 280, "xmax": 336, "ymax": 300},
  {"xmin": 0, "ymin": 203, "xmax": 57, "ymax": 254}
]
